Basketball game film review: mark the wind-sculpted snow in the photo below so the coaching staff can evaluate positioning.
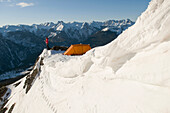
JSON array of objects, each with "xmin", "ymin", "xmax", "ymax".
[
  {"xmin": 90, "ymin": 0, "xmax": 170, "ymax": 86},
  {"xmin": 2, "ymin": 0, "xmax": 170, "ymax": 113}
]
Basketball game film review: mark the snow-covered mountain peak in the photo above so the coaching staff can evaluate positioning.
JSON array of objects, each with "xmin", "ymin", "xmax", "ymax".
[
  {"xmin": 0, "ymin": 19, "xmax": 134, "ymax": 42},
  {"xmin": 42, "ymin": 22, "xmax": 55, "ymax": 27},
  {"xmin": 56, "ymin": 24, "xmax": 64, "ymax": 31},
  {"xmin": 101, "ymin": 27, "xmax": 109, "ymax": 32},
  {"xmin": 125, "ymin": 18, "xmax": 133, "ymax": 24},
  {"xmin": 80, "ymin": 22, "xmax": 88, "ymax": 29},
  {"xmin": 57, "ymin": 21, "xmax": 64, "ymax": 24},
  {"xmin": 0, "ymin": 19, "xmax": 134, "ymax": 34}
]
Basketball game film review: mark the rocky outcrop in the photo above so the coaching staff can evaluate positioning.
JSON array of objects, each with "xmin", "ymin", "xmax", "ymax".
[{"xmin": 23, "ymin": 57, "xmax": 44, "ymax": 94}]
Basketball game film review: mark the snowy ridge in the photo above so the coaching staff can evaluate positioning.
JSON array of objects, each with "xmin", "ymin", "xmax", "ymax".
[
  {"xmin": 2, "ymin": 0, "xmax": 170, "ymax": 113},
  {"xmin": 0, "ymin": 19, "xmax": 133, "ymax": 74},
  {"xmin": 0, "ymin": 19, "xmax": 134, "ymax": 40}
]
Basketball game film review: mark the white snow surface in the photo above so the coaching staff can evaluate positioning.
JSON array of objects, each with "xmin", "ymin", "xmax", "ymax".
[{"xmin": 4, "ymin": 0, "xmax": 170, "ymax": 113}]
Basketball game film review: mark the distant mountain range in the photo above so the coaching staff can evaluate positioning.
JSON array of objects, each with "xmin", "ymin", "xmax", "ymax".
[{"xmin": 0, "ymin": 19, "xmax": 134, "ymax": 75}]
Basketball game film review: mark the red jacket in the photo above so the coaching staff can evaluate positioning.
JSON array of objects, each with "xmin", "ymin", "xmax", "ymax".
[{"xmin": 46, "ymin": 38, "xmax": 49, "ymax": 44}]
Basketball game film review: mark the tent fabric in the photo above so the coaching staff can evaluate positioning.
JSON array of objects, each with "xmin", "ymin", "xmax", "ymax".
[{"xmin": 64, "ymin": 44, "xmax": 91, "ymax": 55}]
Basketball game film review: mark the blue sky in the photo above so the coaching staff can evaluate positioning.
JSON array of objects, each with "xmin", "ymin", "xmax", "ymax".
[{"xmin": 0, "ymin": 0, "xmax": 150, "ymax": 26}]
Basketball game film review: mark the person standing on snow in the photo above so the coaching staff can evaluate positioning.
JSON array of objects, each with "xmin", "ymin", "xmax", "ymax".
[{"xmin": 45, "ymin": 37, "xmax": 50, "ymax": 50}]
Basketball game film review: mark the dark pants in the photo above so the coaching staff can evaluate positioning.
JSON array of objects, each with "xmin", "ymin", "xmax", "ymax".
[{"xmin": 46, "ymin": 44, "xmax": 50, "ymax": 50}]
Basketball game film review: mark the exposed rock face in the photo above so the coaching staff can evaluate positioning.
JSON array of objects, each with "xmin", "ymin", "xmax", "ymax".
[
  {"xmin": 0, "ymin": 86, "xmax": 9, "ymax": 113},
  {"xmin": 23, "ymin": 57, "xmax": 44, "ymax": 94},
  {"xmin": 50, "ymin": 46, "xmax": 68, "ymax": 51}
]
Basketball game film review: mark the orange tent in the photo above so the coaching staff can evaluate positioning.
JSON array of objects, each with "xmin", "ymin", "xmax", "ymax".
[{"xmin": 64, "ymin": 44, "xmax": 91, "ymax": 55}]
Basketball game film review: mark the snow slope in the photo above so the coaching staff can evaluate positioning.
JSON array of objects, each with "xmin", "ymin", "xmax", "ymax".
[{"xmin": 2, "ymin": 0, "xmax": 170, "ymax": 113}]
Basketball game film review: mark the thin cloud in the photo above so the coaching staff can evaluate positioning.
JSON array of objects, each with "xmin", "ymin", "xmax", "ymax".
[
  {"xmin": 0, "ymin": 0, "xmax": 11, "ymax": 2},
  {"xmin": 16, "ymin": 2, "xmax": 34, "ymax": 8}
]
